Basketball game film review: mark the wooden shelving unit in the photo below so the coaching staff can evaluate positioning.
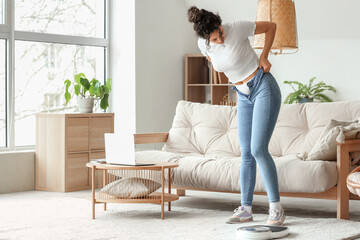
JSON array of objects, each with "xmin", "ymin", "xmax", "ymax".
[{"xmin": 185, "ymin": 54, "xmax": 237, "ymax": 106}]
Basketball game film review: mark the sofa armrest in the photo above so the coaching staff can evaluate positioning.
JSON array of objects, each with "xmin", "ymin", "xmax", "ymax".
[
  {"xmin": 133, "ymin": 132, "xmax": 169, "ymax": 144},
  {"xmin": 336, "ymin": 138, "xmax": 360, "ymax": 219}
]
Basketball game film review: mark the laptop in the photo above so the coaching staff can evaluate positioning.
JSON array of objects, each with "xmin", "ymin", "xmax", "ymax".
[{"xmin": 104, "ymin": 133, "xmax": 154, "ymax": 166}]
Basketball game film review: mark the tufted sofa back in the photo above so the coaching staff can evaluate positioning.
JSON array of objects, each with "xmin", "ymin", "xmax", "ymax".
[{"xmin": 162, "ymin": 100, "xmax": 360, "ymax": 158}]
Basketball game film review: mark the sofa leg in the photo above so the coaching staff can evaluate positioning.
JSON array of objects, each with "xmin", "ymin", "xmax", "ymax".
[
  {"xmin": 337, "ymin": 182, "xmax": 350, "ymax": 220},
  {"xmin": 337, "ymin": 144, "xmax": 350, "ymax": 220},
  {"xmin": 337, "ymin": 193, "xmax": 349, "ymax": 220},
  {"xmin": 176, "ymin": 189, "xmax": 186, "ymax": 196}
]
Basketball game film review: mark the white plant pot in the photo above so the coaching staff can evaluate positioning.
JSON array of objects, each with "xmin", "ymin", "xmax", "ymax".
[{"xmin": 78, "ymin": 97, "xmax": 94, "ymax": 113}]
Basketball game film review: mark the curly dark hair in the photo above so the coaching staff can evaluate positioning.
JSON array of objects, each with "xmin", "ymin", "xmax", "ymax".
[{"xmin": 187, "ymin": 6, "xmax": 223, "ymax": 51}]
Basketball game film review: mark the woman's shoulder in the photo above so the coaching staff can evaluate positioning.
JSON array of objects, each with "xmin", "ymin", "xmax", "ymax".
[
  {"xmin": 197, "ymin": 37, "xmax": 206, "ymax": 45},
  {"xmin": 226, "ymin": 20, "xmax": 256, "ymax": 38},
  {"xmin": 226, "ymin": 20, "xmax": 255, "ymax": 28},
  {"xmin": 197, "ymin": 38, "xmax": 209, "ymax": 56},
  {"xmin": 197, "ymin": 38, "xmax": 207, "ymax": 50}
]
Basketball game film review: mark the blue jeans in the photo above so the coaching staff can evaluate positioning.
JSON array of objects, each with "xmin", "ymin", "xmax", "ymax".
[{"xmin": 231, "ymin": 67, "xmax": 282, "ymax": 206}]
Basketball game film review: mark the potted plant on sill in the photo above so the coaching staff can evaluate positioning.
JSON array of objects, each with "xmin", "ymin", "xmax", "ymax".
[
  {"xmin": 64, "ymin": 73, "xmax": 112, "ymax": 113},
  {"xmin": 283, "ymin": 77, "xmax": 337, "ymax": 104}
]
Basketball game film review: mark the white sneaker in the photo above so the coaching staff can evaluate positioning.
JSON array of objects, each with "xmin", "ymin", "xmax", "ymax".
[
  {"xmin": 267, "ymin": 208, "xmax": 286, "ymax": 226},
  {"xmin": 226, "ymin": 206, "xmax": 254, "ymax": 224}
]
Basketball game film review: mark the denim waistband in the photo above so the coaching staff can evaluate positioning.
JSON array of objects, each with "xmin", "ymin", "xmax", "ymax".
[{"xmin": 246, "ymin": 67, "xmax": 264, "ymax": 87}]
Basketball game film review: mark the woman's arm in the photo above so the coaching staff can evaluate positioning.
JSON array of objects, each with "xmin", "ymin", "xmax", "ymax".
[
  {"xmin": 207, "ymin": 56, "xmax": 211, "ymax": 62},
  {"xmin": 254, "ymin": 21, "xmax": 277, "ymax": 73}
]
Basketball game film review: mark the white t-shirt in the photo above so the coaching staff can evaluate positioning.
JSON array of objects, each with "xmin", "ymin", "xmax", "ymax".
[{"xmin": 197, "ymin": 21, "xmax": 259, "ymax": 84}]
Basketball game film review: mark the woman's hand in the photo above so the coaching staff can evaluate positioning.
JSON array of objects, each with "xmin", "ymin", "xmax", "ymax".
[
  {"xmin": 259, "ymin": 54, "xmax": 271, "ymax": 73},
  {"xmin": 254, "ymin": 21, "xmax": 276, "ymax": 73}
]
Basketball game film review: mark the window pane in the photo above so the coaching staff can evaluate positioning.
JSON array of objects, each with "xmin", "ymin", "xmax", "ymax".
[
  {"xmin": 0, "ymin": 39, "xmax": 5, "ymax": 147},
  {"xmin": 15, "ymin": 41, "xmax": 104, "ymax": 147},
  {"xmin": 15, "ymin": 0, "xmax": 105, "ymax": 38}
]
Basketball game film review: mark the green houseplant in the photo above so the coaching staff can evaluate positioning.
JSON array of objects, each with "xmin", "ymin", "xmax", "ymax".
[
  {"xmin": 64, "ymin": 73, "xmax": 112, "ymax": 113},
  {"xmin": 283, "ymin": 77, "xmax": 337, "ymax": 104}
]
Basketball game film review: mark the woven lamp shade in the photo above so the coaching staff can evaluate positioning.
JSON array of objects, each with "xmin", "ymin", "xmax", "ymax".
[{"xmin": 253, "ymin": 0, "xmax": 298, "ymax": 54}]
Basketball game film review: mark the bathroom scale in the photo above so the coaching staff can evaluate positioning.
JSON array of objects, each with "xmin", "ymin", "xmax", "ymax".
[{"xmin": 236, "ymin": 225, "xmax": 289, "ymax": 239}]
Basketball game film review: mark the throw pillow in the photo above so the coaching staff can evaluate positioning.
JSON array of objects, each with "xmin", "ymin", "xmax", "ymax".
[
  {"xmin": 100, "ymin": 177, "xmax": 161, "ymax": 198},
  {"xmin": 297, "ymin": 119, "xmax": 360, "ymax": 161}
]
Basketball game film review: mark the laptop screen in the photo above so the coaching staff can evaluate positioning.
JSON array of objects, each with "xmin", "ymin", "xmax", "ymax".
[{"xmin": 104, "ymin": 133, "xmax": 136, "ymax": 165}]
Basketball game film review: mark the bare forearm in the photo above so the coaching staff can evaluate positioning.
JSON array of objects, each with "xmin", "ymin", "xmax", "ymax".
[{"xmin": 261, "ymin": 22, "xmax": 276, "ymax": 58}]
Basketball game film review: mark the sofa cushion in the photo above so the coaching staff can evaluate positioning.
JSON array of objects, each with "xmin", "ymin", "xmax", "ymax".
[
  {"xmin": 269, "ymin": 101, "xmax": 360, "ymax": 157},
  {"xmin": 135, "ymin": 150, "xmax": 337, "ymax": 193},
  {"xmin": 296, "ymin": 119, "xmax": 360, "ymax": 161},
  {"xmin": 162, "ymin": 100, "xmax": 360, "ymax": 158},
  {"xmin": 162, "ymin": 101, "xmax": 240, "ymax": 158}
]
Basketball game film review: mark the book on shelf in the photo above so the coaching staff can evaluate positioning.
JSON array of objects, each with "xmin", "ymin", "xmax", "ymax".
[{"xmin": 212, "ymin": 67, "xmax": 218, "ymax": 84}]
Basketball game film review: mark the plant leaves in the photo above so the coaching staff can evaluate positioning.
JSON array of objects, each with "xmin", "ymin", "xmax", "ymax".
[
  {"xmin": 106, "ymin": 78, "xmax": 112, "ymax": 91},
  {"xmin": 314, "ymin": 93, "xmax": 333, "ymax": 102},
  {"xmin": 64, "ymin": 79, "xmax": 71, "ymax": 90},
  {"xmin": 65, "ymin": 92, "xmax": 71, "ymax": 104},
  {"xmin": 90, "ymin": 78, "xmax": 98, "ymax": 85},
  {"xmin": 80, "ymin": 77, "xmax": 90, "ymax": 91},
  {"xmin": 285, "ymin": 77, "xmax": 337, "ymax": 104},
  {"xmin": 100, "ymin": 93, "xmax": 109, "ymax": 110},
  {"xmin": 104, "ymin": 85, "xmax": 110, "ymax": 94},
  {"xmin": 308, "ymin": 77, "xmax": 316, "ymax": 89},
  {"xmin": 89, "ymin": 81, "xmax": 100, "ymax": 96},
  {"xmin": 74, "ymin": 84, "xmax": 80, "ymax": 95},
  {"xmin": 74, "ymin": 73, "xmax": 85, "ymax": 85}
]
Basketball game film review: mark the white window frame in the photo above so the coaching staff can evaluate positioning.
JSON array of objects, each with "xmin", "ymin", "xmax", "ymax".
[{"xmin": 0, "ymin": 0, "xmax": 110, "ymax": 151}]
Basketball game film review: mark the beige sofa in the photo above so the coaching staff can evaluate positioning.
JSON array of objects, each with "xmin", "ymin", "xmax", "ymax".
[{"xmin": 134, "ymin": 100, "xmax": 360, "ymax": 220}]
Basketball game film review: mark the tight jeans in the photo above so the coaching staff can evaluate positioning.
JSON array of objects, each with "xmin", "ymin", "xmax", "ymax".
[{"xmin": 231, "ymin": 67, "xmax": 282, "ymax": 206}]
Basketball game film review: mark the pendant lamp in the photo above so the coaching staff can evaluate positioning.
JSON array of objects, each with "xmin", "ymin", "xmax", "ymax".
[{"xmin": 253, "ymin": 0, "xmax": 298, "ymax": 55}]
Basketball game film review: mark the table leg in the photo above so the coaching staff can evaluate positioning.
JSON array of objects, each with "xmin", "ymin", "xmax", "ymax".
[
  {"xmin": 92, "ymin": 166, "xmax": 95, "ymax": 219},
  {"xmin": 103, "ymin": 169, "xmax": 107, "ymax": 211},
  {"xmin": 161, "ymin": 167, "xmax": 165, "ymax": 220},
  {"xmin": 168, "ymin": 168, "xmax": 171, "ymax": 211}
]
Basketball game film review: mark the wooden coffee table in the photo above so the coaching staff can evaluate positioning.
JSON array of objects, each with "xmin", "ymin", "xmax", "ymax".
[{"xmin": 86, "ymin": 161, "xmax": 179, "ymax": 220}]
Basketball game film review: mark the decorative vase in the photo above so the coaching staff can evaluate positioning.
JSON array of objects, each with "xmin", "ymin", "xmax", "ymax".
[
  {"xmin": 78, "ymin": 97, "xmax": 94, "ymax": 113},
  {"xmin": 298, "ymin": 97, "xmax": 313, "ymax": 103}
]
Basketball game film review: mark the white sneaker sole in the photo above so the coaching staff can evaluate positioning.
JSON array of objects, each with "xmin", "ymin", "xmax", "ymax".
[
  {"xmin": 267, "ymin": 215, "xmax": 286, "ymax": 226},
  {"xmin": 226, "ymin": 216, "xmax": 253, "ymax": 224}
]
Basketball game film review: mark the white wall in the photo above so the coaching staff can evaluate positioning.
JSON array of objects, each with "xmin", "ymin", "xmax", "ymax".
[
  {"xmin": 109, "ymin": 0, "xmax": 136, "ymax": 135},
  {"xmin": 135, "ymin": 0, "xmax": 198, "ymax": 136},
  {"xmin": 269, "ymin": 39, "xmax": 360, "ymax": 102},
  {"xmin": 0, "ymin": 151, "xmax": 35, "ymax": 194}
]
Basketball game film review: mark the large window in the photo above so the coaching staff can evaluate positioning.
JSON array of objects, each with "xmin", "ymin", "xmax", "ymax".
[
  {"xmin": 1, "ymin": 0, "xmax": 108, "ymax": 150},
  {"xmin": 14, "ymin": 42, "xmax": 104, "ymax": 146},
  {"xmin": 15, "ymin": 0, "xmax": 104, "ymax": 37}
]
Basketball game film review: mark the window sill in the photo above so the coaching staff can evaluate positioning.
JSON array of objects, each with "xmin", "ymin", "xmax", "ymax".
[{"xmin": 0, "ymin": 149, "xmax": 35, "ymax": 155}]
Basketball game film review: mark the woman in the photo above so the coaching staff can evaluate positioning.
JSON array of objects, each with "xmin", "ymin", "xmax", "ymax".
[{"xmin": 187, "ymin": 6, "xmax": 285, "ymax": 226}]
